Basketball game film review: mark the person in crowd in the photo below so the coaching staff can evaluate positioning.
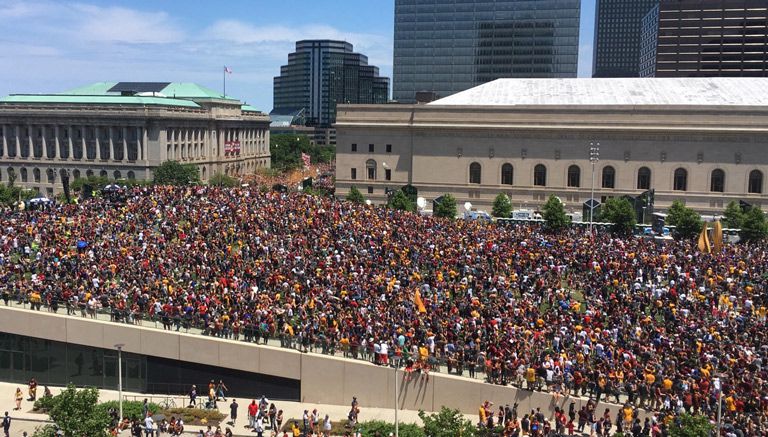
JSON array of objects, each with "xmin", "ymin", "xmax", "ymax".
[
  {"xmin": 13, "ymin": 388, "xmax": 22, "ymax": 411},
  {"xmin": 229, "ymin": 399, "xmax": 238, "ymax": 426}
]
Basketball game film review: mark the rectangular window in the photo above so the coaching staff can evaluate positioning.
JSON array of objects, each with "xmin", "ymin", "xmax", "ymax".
[
  {"xmin": 385, "ymin": 169, "xmax": 392, "ymax": 181},
  {"xmin": 367, "ymin": 186, "xmax": 373, "ymax": 194},
  {"xmin": 351, "ymin": 143, "xmax": 357, "ymax": 152},
  {"xmin": 351, "ymin": 168, "xmax": 357, "ymax": 180},
  {"xmin": 368, "ymin": 144, "xmax": 374, "ymax": 153},
  {"xmin": 386, "ymin": 144, "xmax": 392, "ymax": 153}
]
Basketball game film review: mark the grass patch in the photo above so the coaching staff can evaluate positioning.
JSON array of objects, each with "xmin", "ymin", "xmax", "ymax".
[
  {"xmin": 281, "ymin": 419, "xmax": 424, "ymax": 437},
  {"xmin": 165, "ymin": 407, "xmax": 225, "ymax": 426}
]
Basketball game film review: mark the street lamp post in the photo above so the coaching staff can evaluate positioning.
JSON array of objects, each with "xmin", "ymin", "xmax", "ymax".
[
  {"xmin": 394, "ymin": 356, "xmax": 401, "ymax": 437},
  {"xmin": 589, "ymin": 143, "xmax": 600, "ymax": 235},
  {"xmin": 115, "ymin": 343, "xmax": 125, "ymax": 422}
]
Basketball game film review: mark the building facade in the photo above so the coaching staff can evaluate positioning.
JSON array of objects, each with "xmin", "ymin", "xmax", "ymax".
[
  {"xmin": 336, "ymin": 78, "xmax": 768, "ymax": 214},
  {"xmin": 640, "ymin": 0, "xmax": 768, "ymax": 77},
  {"xmin": 0, "ymin": 82, "xmax": 271, "ymax": 196},
  {"xmin": 272, "ymin": 40, "xmax": 389, "ymax": 129},
  {"xmin": 393, "ymin": 0, "xmax": 580, "ymax": 103},
  {"xmin": 593, "ymin": 0, "xmax": 660, "ymax": 77}
]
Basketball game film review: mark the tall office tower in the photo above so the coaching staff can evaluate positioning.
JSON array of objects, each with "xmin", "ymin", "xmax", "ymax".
[
  {"xmin": 592, "ymin": 0, "xmax": 660, "ymax": 77},
  {"xmin": 272, "ymin": 40, "xmax": 389, "ymax": 127},
  {"xmin": 393, "ymin": 0, "xmax": 580, "ymax": 103},
  {"xmin": 640, "ymin": 0, "xmax": 768, "ymax": 77}
]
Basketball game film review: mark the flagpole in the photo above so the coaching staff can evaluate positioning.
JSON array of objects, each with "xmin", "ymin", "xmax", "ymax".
[{"xmin": 223, "ymin": 66, "xmax": 226, "ymax": 98}]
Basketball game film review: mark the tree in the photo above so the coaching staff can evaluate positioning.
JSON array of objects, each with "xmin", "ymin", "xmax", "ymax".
[
  {"xmin": 387, "ymin": 189, "xmax": 416, "ymax": 212},
  {"xmin": 666, "ymin": 200, "xmax": 703, "ymax": 240},
  {"xmin": 740, "ymin": 207, "xmax": 768, "ymax": 241},
  {"xmin": 600, "ymin": 197, "xmax": 637, "ymax": 235},
  {"xmin": 33, "ymin": 385, "xmax": 111, "ymax": 437},
  {"xmin": 492, "ymin": 193, "xmax": 512, "ymax": 218},
  {"xmin": 667, "ymin": 413, "xmax": 714, "ymax": 437},
  {"xmin": 722, "ymin": 200, "xmax": 745, "ymax": 229},
  {"xmin": 270, "ymin": 134, "xmax": 335, "ymax": 172},
  {"xmin": 433, "ymin": 194, "xmax": 458, "ymax": 219},
  {"xmin": 541, "ymin": 194, "xmax": 569, "ymax": 231},
  {"xmin": 208, "ymin": 172, "xmax": 239, "ymax": 188},
  {"xmin": 153, "ymin": 161, "xmax": 200, "ymax": 186},
  {"xmin": 70, "ymin": 175, "xmax": 110, "ymax": 192},
  {"xmin": 346, "ymin": 186, "xmax": 365, "ymax": 203},
  {"xmin": 419, "ymin": 407, "xmax": 476, "ymax": 437}
]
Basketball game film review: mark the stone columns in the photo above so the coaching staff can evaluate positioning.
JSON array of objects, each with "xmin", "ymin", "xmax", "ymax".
[
  {"xmin": 79, "ymin": 126, "xmax": 85, "ymax": 159},
  {"xmin": 122, "ymin": 127, "xmax": 128, "ymax": 162},
  {"xmin": 108, "ymin": 126, "xmax": 114, "ymax": 161},
  {"xmin": 13, "ymin": 125, "xmax": 20, "ymax": 158},
  {"xmin": 94, "ymin": 126, "xmax": 101, "ymax": 160},
  {"xmin": 142, "ymin": 127, "xmax": 148, "ymax": 162},
  {"xmin": 1, "ymin": 125, "xmax": 7, "ymax": 158},
  {"xmin": 67, "ymin": 126, "xmax": 74, "ymax": 160},
  {"xmin": 53, "ymin": 126, "xmax": 59, "ymax": 159},
  {"xmin": 40, "ymin": 125, "xmax": 46, "ymax": 158},
  {"xmin": 26, "ymin": 124, "xmax": 32, "ymax": 158}
]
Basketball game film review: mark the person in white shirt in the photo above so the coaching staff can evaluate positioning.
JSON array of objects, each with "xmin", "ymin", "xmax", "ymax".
[
  {"xmin": 323, "ymin": 414, "xmax": 332, "ymax": 436},
  {"xmin": 144, "ymin": 415, "xmax": 154, "ymax": 437}
]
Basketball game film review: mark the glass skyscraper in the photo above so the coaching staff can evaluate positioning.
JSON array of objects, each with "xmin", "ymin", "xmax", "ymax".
[
  {"xmin": 273, "ymin": 40, "xmax": 390, "ymax": 127},
  {"xmin": 393, "ymin": 0, "xmax": 580, "ymax": 103},
  {"xmin": 640, "ymin": 0, "xmax": 768, "ymax": 77},
  {"xmin": 592, "ymin": 0, "xmax": 660, "ymax": 77}
]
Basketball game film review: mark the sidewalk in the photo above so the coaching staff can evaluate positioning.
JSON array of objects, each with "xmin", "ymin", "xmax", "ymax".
[{"xmin": 0, "ymin": 381, "xmax": 448, "ymax": 436}]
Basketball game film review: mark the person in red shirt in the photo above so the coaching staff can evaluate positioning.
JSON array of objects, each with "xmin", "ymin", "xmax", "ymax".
[{"xmin": 247, "ymin": 400, "xmax": 259, "ymax": 430}]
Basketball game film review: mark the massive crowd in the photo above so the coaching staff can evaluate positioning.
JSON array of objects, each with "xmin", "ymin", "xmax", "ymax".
[{"xmin": 1, "ymin": 185, "xmax": 768, "ymax": 435}]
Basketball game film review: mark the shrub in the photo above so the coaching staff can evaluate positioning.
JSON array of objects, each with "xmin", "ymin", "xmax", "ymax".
[
  {"xmin": 164, "ymin": 407, "xmax": 225, "ymax": 426},
  {"xmin": 357, "ymin": 420, "xmax": 424, "ymax": 437},
  {"xmin": 32, "ymin": 394, "xmax": 58, "ymax": 412},
  {"xmin": 95, "ymin": 400, "xmax": 160, "ymax": 421}
]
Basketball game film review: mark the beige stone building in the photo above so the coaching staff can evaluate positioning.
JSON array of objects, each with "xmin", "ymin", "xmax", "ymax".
[
  {"xmin": 335, "ymin": 78, "xmax": 768, "ymax": 214},
  {"xmin": 0, "ymin": 82, "xmax": 270, "ymax": 196}
]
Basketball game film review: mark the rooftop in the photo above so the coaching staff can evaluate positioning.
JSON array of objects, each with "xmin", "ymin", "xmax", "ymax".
[
  {"xmin": 0, "ymin": 82, "xmax": 261, "ymax": 112},
  {"xmin": 429, "ymin": 78, "xmax": 768, "ymax": 107}
]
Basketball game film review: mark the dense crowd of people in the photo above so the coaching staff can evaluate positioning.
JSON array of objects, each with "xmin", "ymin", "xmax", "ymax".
[{"xmin": 2, "ymin": 185, "xmax": 768, "ymax": 435}]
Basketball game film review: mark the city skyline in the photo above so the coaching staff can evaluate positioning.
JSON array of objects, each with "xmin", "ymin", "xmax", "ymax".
[{"xmin": 0, "ymin": 0, "xmax": 597, "ymax": 111}]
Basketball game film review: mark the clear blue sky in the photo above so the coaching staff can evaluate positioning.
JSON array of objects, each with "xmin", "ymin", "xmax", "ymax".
[{"xmin": 0, "ymin": 0, "xmax": 596, "ymax": 111}]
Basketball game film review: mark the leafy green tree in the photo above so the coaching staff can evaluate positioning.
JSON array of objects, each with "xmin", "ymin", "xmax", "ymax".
[
  {"xmin": 208, "ymin": 172, "xmax": 239, "ymax": 188},
  {"xmin": 419, "ymin": 407, "xmax": 476, "ymax": 437},
  {"xmin": 0, "ymin": 179, "xmax": 37, "ymax": 206},
  {"xmin": 387, "ymin": 189, "xmax": 416, "ymax": 212},
  {"xmin": 270, "ymin": 134, "xmax": 335, "ymax": 172},
  {"xmin": 722, "ymin": 200, "xmax": 745, "ymax": 229},
  {"xmin": 666, "ymin": 200, "xmax": 703, "ymax": 240},
  {"xmin": 153, "ymin": 161, "xmax": 200, "ymax": 186},
  {"xmin": 600, "ymin": 197, "xmax": 637, "ymax": 235},
  {"xmin": 357, "ymin": 420, "xmax": 424, "ymax": 437},
  {"xmin": 541, "ymin": 194, "xmax": 569, "ymax": 231},
  {"xmin": 740, "ymin": 207, "xmax": 768, "ymax": 241},
  {"xmin": 33, "ymin": 385, "xmax": 111, "ymax": 437},
  {"xmin": 70, "ymin": 175, "xmax": 110, "ymax": 192},
  {"xmin": 433, "ymin": 194, "xmax": 458, "ymax": 219},
  {"xmin": 346, "ymin": 186, "xmax": 365, "ymax": 203},
  {"xmin": 491, "ymin": 193, "xmax": 512, "ymax": 218},
  {"xmin": 667, "ymin": 413, "xmax": 714, "ymax": 437}
]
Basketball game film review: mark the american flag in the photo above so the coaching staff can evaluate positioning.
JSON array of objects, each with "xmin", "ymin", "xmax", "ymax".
[
  {"xmin": 224, "ymin": 66, "xmax": 232, "ymax": 74},
  {"xmin": 301, "ymin": 153, "xmax": 311, "ymax": 169}
]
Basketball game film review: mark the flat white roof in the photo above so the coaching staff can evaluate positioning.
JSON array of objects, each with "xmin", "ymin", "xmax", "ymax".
[{"xmin": 429, "ymin": 77, "xmax": 768, "ymax": 107}]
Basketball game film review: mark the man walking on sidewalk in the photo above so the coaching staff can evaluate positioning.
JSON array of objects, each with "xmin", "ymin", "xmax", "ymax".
[
  {"xmin": 229, "ymin": 399, "xmax": 238, "ymax": 426},
  {"xmin": 2, "ymin": 412, "xmax": 11, "ymax": 437}
]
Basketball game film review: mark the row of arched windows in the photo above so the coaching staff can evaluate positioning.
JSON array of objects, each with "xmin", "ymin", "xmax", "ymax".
[
  {"xmin": 0, "ymin": 167, "xmax": 137, "ymax": 183},
  {"xmin": 467, "ymin": 162, "xmax": 765, "ymax": 194}
]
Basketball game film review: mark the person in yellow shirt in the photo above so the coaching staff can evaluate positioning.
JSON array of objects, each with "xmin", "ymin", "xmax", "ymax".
[
  {"xmin": 662, "ymin": 378, "xmax": 673, "ymax": 392},
  {"xmin": 478, "ymin": 402, "xmax": 487, "ymax": 426}
]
